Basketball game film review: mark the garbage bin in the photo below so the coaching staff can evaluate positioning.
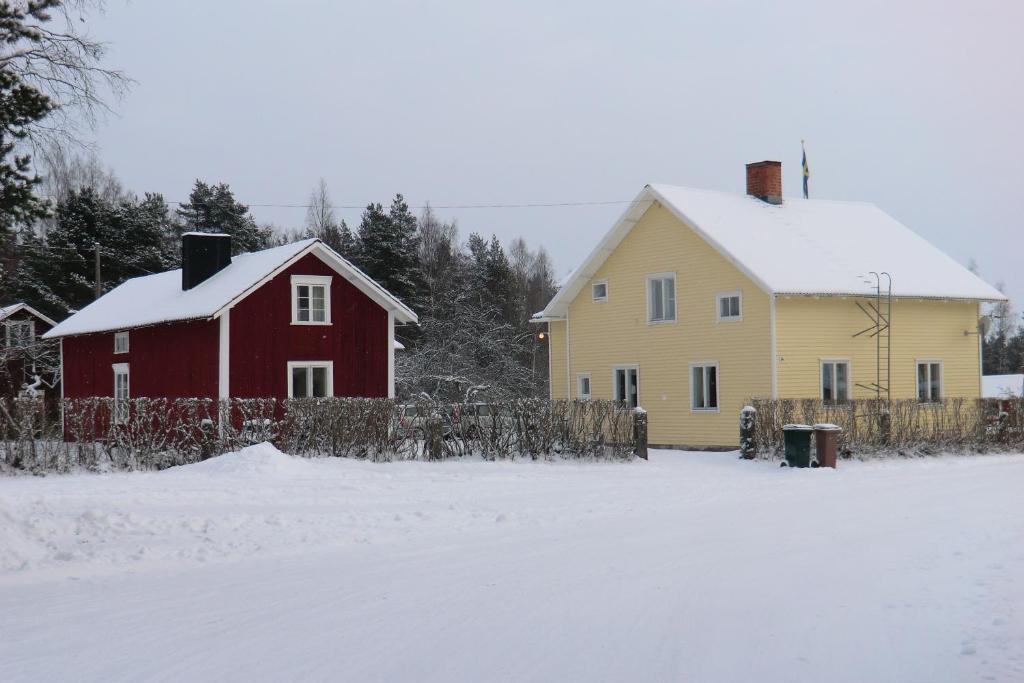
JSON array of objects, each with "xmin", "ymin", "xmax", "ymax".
[
  {"xmin": 813, "ymin": 423, "xmax": 841, "ymax": 468},
  {"xmin": 782, "ymin": 424, "xmax": 814, "ymax": 467}
]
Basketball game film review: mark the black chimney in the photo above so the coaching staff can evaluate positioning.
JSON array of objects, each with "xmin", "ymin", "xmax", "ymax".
[{"xmin": 181, "ymin": 232, "xmax": 232, "ymax": 290}]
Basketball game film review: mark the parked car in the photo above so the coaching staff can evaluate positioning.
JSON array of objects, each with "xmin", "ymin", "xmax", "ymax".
[
  {"xmin": 449, "ymin": 403, "xmax": 513, "ymax": 438},
  {"xmin": 395, "ymin": 404, "xmax": 452, "ymax": 440}
]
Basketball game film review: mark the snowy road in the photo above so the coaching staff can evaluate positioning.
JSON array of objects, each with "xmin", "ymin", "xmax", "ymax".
[{"xmin": 1, "ymin": 447, "xmax": 1022, "ymax": 682}]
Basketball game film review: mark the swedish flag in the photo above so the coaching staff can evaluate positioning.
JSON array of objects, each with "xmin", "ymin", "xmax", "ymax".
[{"xmin": 801, "ymin": 140, "xmax": 810, "ymax": 199}]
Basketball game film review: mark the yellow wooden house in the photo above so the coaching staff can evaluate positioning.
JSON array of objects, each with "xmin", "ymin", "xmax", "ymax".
[{"xmin": 532, "ymin": 161, "xmax": 1006, "ymax": 449}]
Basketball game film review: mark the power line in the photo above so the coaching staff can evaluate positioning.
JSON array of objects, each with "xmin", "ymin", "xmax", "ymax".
[{"xmin": 36, "ymin": 196, "xmax": 654, "ymax": 211}]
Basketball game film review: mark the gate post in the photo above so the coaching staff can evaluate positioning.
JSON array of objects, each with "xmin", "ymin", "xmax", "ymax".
[
  {"xmin": 633, "ymin": 407, "xmax": 648, "ymax": 460},
  {"xmin": 740, "ymin": 405, "xmax": 757, "ymax": 459}
]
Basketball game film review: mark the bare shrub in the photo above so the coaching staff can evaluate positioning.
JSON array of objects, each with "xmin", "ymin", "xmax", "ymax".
[
  {"xmin": 0, "ymin": 397, "xmax": 642, "ymax": 474},
  {"xmin": 749, "ymin": 397, "xmax": 1024, "ymax": 457}
]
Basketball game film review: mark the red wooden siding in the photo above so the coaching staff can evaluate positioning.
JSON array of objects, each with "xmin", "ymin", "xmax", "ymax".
[
  {"xmin": 62, "ymin": 319, "xmax": 219, "ymax": 399},
  {"xmin": 228, "ymin": 252, "xmax": 388, "ymax": 398}
]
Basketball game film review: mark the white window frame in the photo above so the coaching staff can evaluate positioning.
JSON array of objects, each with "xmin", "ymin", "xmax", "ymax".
[
  {"xmin": 916, "ymin": 359, "xmax": 944, "ymax": 403},
  {"xmin": 715, "ymin": 290, "xmax": 743, "ymax": 323},
  {"xmin": 591, "ymin": 279, "xmax": 608, "ymax": 303},
  {"xmin": 612, "ymin": 364, "xmax": 640, "ymax": 408},
  {"xmin": 576, "ymin": 372, "xmax": 592, "ymax": 400},
  {"xmin": 690, "ymin": 361, "xmax": 720, "ymax": 412},
  {"xmin": 286, "ymin": 360, "xmax": 334, "ymax": 398},
  {"xmin": 112, "ymin": 362, "xmax": 129, "ymax": 423},
  {"xmin": 113, "ymin": 331, "xmax": 129, "ymax": 354},
  {"xmin": 5, "ymin": 320, "xmax": 34, "ymax": 347},
  {"xmin": 290, "ymin": 275, "xmax": 333, "ymax": 325},
  {"xmin": 820, "ymin": 358, "xmax": 851, "ymax": 403},
  {"xmin": 646, "ymin": 272, "xmax": 677, "ymax": 324}
]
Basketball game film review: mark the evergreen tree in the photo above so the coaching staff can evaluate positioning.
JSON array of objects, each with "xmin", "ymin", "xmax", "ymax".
[
  {"xmin": 176, "ymin": 180, "xmax": 270, "ymax": 254},
  {"xmin": 0, "ymin": 64, "xmax": 53, "ymax": 235},
  {"xmin": 354, "ymin": 194, "xmax": 422, "ymax": 307}
]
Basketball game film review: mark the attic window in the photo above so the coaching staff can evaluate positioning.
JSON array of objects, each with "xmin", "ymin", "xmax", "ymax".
[
  {"xmin": 716, "ymin": 291, "xmax": 742, "ymax": 322},
  {"xmin": 647, "ymin": 274, "xmax": 676, "ymax": 323},
  {"xmin": 291, "ymin": 275, "xmax": 332, "ymax": 325},
  {"xmin": 114, "ymin": 331, "xmax": 129, "ymax": 354},
  {"xmin": 592, "ymin": 280, "xmax": 608, "ymax": 302},
  {"xmin": 5, "ymin": 320, "xmax": 34, "ymax": 347}
]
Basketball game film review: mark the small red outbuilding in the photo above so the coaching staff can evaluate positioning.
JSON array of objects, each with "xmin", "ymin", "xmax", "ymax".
[{"xmin": 43, "ymin": 234, "xmax": 417, "ymax": 406}]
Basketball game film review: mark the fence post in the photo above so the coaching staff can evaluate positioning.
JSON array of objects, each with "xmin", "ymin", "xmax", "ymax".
[
  {"xmin": 739, "ymin": 405, "xmax": 757, "ymax": 459},
  {"xmin": 426, "ymin": 412, "xmax": 443, "ymax": 461},
  {"xmin": 633, "ymin": 407, "xmax": 648, "ymax": 460}
]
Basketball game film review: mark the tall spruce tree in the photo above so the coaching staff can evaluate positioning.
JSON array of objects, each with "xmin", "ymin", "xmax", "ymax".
[
  {"xmin": 354, "ymin": 194, "xmax": 422, "ymax": 307},
  {"xmin": 176, "ymin": 180, "xmax": 269, "ymax": 254}
]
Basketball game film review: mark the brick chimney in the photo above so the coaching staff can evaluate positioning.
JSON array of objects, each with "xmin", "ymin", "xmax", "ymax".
[{"xmin": 746, "ymin": 161, "xmax": 782, "ymax": 204}]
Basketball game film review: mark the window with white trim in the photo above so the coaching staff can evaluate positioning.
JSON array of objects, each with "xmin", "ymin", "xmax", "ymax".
[
  {"xmin": 5, "ymin": 320, "xmax": 34, "ymax": 347},
  {"xmin": 691, "ymin": 363, "xmax": 719, "ymax": 411},
  {"xmin": 647, "ymin": 274, "xmax": 676, "ymax": 323},
  {"xmin": 821, "ymin": 360, "xmax": 850, "ymax": 403},
  {"xmin": 716, "ymin": 291, "xmax": 742, "ymax": 322},
  {"xmin": 114, "ymin": 331, "xmax": 129, "ymax": 354},
  {"xmin": 917, "ymin": 361, "xmax": 942, "ymax": 402},
  {"xmin": 112, "ymin": 363, "xmax": 129, "ymax": 422},
  {"xmin": 291, "ymin": 275, "xmax": 332, "ymax": 324},
  {"xmin": 592, "ymin": 280, "xmax": 608, "ymax": 302},
  {"xmin": 288, "ymin": 361, "xmax": 334, "ymax": 398},
  {"xmin": 613, "ymin": 366, "xmax": 639, "ymax": 408},
  {"xmin": 577, "ymin": 373, "xmax": 592, "ymax": 400}
]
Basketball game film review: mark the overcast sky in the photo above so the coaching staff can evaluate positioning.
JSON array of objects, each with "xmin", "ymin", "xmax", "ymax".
[{"xmin": 89, "ymin": 0, "xmax": 1023, "ymax": 306}]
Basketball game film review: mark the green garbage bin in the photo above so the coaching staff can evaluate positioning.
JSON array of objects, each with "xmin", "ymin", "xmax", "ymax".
[{"xmin": 782, "ymin": 424, "xmax": 814, "ymax": 468}]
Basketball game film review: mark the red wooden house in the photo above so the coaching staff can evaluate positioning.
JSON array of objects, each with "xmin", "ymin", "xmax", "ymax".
[
  {"xmin": 1, "ymin": 302, "xmax": 59, "ymax": 400},
  {"xmin": 43, "ymin": 234, "xmax": 417, "ymax": 410}
]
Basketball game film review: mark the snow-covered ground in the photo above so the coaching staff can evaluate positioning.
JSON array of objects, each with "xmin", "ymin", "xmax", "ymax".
[{"xmin": 1, "ymin": 445, "xmax": 1022, "ymax": 682}]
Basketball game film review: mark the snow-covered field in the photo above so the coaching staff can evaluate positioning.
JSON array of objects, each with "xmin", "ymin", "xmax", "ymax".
[{"xmin": 1, "ymin": 446, "xmax": 1022, "ymax": 682}]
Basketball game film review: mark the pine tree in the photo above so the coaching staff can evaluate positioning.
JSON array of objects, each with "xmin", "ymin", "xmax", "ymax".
[
  {"xmin": 176, "ymin": 180, "xmax": 270, "ymax": 254},
  {"xmin": 0, "ymin": 65, "xmax": 53, "ymax": 235}
]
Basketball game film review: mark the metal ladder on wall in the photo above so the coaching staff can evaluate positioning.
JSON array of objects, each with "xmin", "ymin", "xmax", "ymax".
[{"xmin": 853, "ymin": 272, "xmax": 892, "ymax": 401}]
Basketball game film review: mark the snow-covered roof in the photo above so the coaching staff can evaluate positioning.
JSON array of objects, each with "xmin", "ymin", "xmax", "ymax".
[
  {"xmin": 44, "ymin": 239, "xmax": 417, "ymax": 339},
  {"xmin": 0, "ymin": 302, "xmax": 57, "ymax": 327},
  {"xmin": 982, "ymin": 374, "xmax": 1023, "ymax": 399},
  {"xmin": 534, "ymin": 184, "xmax": 1005, "ymax": 320}
]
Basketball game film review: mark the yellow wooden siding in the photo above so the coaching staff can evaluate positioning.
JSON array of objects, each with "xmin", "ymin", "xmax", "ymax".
[
  {"xmin": 564, "ymin": 202, "xmax": 772, "ymax": 447},
  {"xmin": 547, "ymin": 320, "xmax": 567, "ymax": 399},
  {"xmin": 775, "ymin": 297, "xmax": 982, "ymax": 400}
]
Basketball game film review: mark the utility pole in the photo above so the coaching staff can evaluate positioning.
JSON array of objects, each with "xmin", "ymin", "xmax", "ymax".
[{"xmin": 94, "ymin": 242, "xmax": 101, "ymax": 300}]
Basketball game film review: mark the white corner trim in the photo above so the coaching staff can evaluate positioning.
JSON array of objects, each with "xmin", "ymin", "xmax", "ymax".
[
  {"xmin": 58, "ymin": 339, "xmax": 64, "ymax": 436},
  {"xmin": 387, "ymin": 310, "xmax": 396, "ymax": 399},
  {"xmin": 770, "ymin": 295, "xmax": 778, "ymax": 399},
  {"xmin": 219, "ymin": 309, "xmax": 230, "ymax": 400},
  {"xmin": 547, "ymin": 322, "xmax": 553, "ymax": 400},
  {"xmin": 565, "ymin": 310, "xmax": 571, "ymax": 399}
]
